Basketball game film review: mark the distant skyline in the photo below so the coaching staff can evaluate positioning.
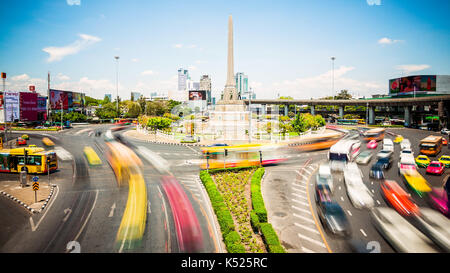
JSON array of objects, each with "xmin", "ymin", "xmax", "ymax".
[{"xmin": 1, "ymin": 0, "xmax": 449, "ymax": 100}]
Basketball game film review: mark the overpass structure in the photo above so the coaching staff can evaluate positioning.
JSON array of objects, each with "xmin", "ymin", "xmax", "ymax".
[{"xmin": 243, "ymin": 95, "xmax": 450, "ymax": 126}]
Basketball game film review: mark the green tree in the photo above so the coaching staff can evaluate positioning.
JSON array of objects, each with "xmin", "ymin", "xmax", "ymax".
[
  {"xmin": 315, "ymin": 114, "xmax": 326, "ymax": 127},
  {"xmin": 291, "ymin": 113, "xmax": 308, "ymax": 133},
  {"xmin": 147, "ymin": 116, "xmax": 172, "ymax": 132},
  {"xmin": 95, "ymin": 102, "xmax": 119, "ymax": 119},
  {"xmin": 126, "ymin": 102, "xmax": 141, "ymax": 118},
  {"xmin": 85, "ymin": 96, "xmax": 101, "ymax": 106},
  {"xmin": 335, "ymin": 90, "xmax": 352, "ymax": 100}
]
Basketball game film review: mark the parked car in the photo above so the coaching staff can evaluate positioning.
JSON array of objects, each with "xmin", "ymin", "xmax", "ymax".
[
  {"xmin": 370, "ymin": 207, "xmax": 439, "ymax": 253},
  {"xmin": 370, "ymin": 163, "xmax": 385, "ymax": 180},
  {"xmin": 416, "ymin": 155, "xmax": 431, "ymax": 168},
  {"xmin": 380, "ymin": 180, "xmax": 420, "ymax": 217},
  {"xmin": 377, "ymin": 149, "xmax": 393, "ymax": 159},
  {"xmin": 426, "ymin": 161, "xmax": 445, "ymax": 175},
  {"xmin": 356, "ymin": 150, "xmax": 373, "ymax": 165},
  {"xmin": 366, "ymin": 140, "xmax": 378, "ymax": 149},
  {"xmin": 438, "ymin": 155, "xmax": 450, "ymax": 167}
]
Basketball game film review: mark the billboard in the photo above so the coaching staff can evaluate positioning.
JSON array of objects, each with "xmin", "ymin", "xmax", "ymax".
[
  {"xmin": 72, "ymin": 92, "xmax": 82, "ymax": 108},
  {"xmin": 189, "ymin": 90, "xmax": 206, "ymax": 101},
  {"xmin": 390, "ymin": 75, "xmax": 437, "ymax": 95},
  {"xmin": 20, "ymin": 92, "xmax": 38, "ymax": 121},
  {"xmin": 49, "ymin": 89, "xmax": 69, "ymax": 110},
  {"xmin": 37, "ymin": 96, "xmax": 47, "ymax": 112},
  {"xmin": 4, "ymin": 92, "xmax": 20, "ymax": 122}
]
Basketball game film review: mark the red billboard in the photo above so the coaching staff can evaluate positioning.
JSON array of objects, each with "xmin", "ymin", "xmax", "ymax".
[
  {"xmin": 50, "ymin": 89, "xmax": 69, "ymax": 110},
  {"xmin": 189, "ymin": 91, "xmax": 206, "ymax": 100},
  {"xmin": 20, "ymin": 92, "xmax": 38, "ymax": 121}
]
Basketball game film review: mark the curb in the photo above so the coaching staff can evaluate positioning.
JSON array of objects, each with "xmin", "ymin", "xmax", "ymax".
[{"xmin": 0, "ymin": 184, "xmax": 57, "ymax": 214}]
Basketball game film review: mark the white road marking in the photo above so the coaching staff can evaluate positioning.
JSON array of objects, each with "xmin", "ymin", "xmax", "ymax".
[
  {"xmin": 292, "ymin": 199, "xmax": 309, "ymax": 206},
  {"xmin": 147, "ymin": 201, "xmax": 151, "ymax": 214},
  {"xmin": 297, "ymin": 233, "xmax": 326, "ymax": 248},
  {"xmin": 292, "ymin": 192, "xmax": 308, "ymax": 201},
  {"xmin": 302, "ymin": 169, "xmax": 312, "ymax": 174},
  {"xmin": 109, "ymin": 203, "xmax": 116, "ymax": 217},
  {"xmin": 360, "ymin": 229, "xmax": 367, "ymax": 237},
  {"xmin": 295, "ymin": 171, "xmax": 308, "ymax": 180},
  {"xmin": 74, "ymin": 190, "xmax": 99, "ymax": 242},
  {"xmin": 347, "ymin": 210, "xmax": 352, "ymax": 216},
  {"xmin": 30, "ymin": 185, "xmax": 60, "ymax": 232},
  {"xmin": 301, "ymin": 246, "xmax": 316, "ymax": 253},
  {"xmin": 294, "ymin": 222, "xmax": 319, "ymax": 234},
  {"xmin": 291, "ymin": 205, "xmax": 311, "ymax": 214},
  {"xmin": 338, "ymin": 186, "xmax": 342, "ymax": 191},
  {"xmin": 54, "ymin": 146, "xmax": 73, "ymax": 161},
  {"xmin": 376, "ymin": 200, "xmax": 381, "ymax": 205},
  {"xmin": 292, "ymin": 183, "xmax": 307, "ymax": 189},
  {"xmin": 341, "ymin": 196, "xmax": 345, "ymax": 202},
  {"xmin": 371, "ymin": 189, "xmax": 375, "ymax": 194},
  {"xmin": 291, "ymin": 187, "xmax": 307, "ymax": 194},
  {"xmin": 293, "ymin": 213, "xmax": 315, "ymax": 224}
]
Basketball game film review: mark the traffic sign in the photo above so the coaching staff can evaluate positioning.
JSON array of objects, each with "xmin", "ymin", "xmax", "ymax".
[
  {"xmin": 32, "ymin": 181, "xmax": 39, "ymax": 191},
  {"xmin": 32, "ymin": 176, "xmax": 39, "ymax": 182}
]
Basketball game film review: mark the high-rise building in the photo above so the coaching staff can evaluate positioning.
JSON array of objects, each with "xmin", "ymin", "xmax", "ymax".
[
  {"xmin": 131, "ymin": 91, "xmax": 141, "ymax": 101},
  {"xmin": 235, "ymin": 72, "xmax": 248, "ymax": 99},
  {"xmin": 200, "ymin": 75, "xmax": 211, "ymax": 91},
  {"xmin": 178, "ymin": 68, "xmax": 189, "ymax": 91}
]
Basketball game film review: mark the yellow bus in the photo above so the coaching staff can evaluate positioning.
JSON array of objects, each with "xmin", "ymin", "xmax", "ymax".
[
  {"xmin": 363, "ymin": 128, "xmax": 385, "ymax": 142},
  {"xmin": 0, "ymin": 146, "xmax": 58, "ymax": 174},
  {"xmin": 201, "ymin": 143, "xmax": 287, "ymax": 170},
  {"xmin": 420, "ymin": 135, "xmax": 443, "ymax": 156}
]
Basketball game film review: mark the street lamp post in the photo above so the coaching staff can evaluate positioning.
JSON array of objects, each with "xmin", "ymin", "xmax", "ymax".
[
  {"xmin": 114, "ymin": 56, "xmax": 120, "ymax": 114},
  {"xmin": 331, "ymin": 57, "xmax": 335, "ymax": 98},
  {"xmin": 248, "ymin": 87, "xmax": 253, "ymax": 143},
  {"xmin": 61, "ymin": 102, "xmax": 63, "ymax": 131}
]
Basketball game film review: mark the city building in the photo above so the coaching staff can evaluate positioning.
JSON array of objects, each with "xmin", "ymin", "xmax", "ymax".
[
  {"xmin": 235, "ymin": 72, "xmax": 248, "ymax": 99},
  {"xmin": 131, "ymin": 91, "xmax": 141, "ymax": 101},
  {"xmin": 178, "ymin": 68, "xmax": 189, "ymax": 91},
  {"xmin": 200, "ymin": 75, "xmax": 212, "ymax": 105}
]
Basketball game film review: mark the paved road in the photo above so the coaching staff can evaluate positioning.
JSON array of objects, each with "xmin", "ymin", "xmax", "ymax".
[
  {"xmin": 0, "ymin": 125, "xmax": 221, "ymax": 253},
  {"xmin": 264, "ymin": 127, "xmax": 449, "ymax": 253}
]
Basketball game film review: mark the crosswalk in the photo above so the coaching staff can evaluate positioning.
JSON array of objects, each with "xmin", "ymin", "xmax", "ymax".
[
  {"xmin": 54, "ymin": 146, "xmax": 73, "ymax": 161},
  {"xmin": 176, "ymin": 174, "xmax": 204, "ymax": 202}
]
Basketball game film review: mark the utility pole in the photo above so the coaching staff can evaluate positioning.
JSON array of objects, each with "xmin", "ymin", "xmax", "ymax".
[
  {"xmin": 331, "ymin": 57, "xmax": 335, "ymax": 98},
  {"xmin": 114, "ymin": 56, "xmax": 120, "ymax": 114},
  {"xmin": 248, "ymin": 87, "xmax": 253, "ymax": 143},
  {"xmin": 61, "ymin": 101, "xmax": 63, "ymax": 131},
  {"xmin": 1, "ymin": 72, "xmax": 7, "ymax": 145}
]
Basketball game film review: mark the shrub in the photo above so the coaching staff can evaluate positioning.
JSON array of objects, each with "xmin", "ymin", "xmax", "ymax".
[
  {"xmin": 259, "ymin": 223, "xmax": 285, "ymax": 253},
  {"xmin": 250, "ymin": 211, "xmax": 260, "ymax": 233},
  {"xmin": 227, "ymin": 243, "xmax": 246, "ymax": 253},
  {"xmin": 224, "ymin": 231, "xmax": 241, "ymax": 245},
  {"xmin": 251, "ymin": 168, "xmax": 267, "ymax": 223}
]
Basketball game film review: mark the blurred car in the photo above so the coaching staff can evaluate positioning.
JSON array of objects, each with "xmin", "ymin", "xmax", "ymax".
[
  {"xmin": 366, "ymin": 140, "xmax": 378, "ymax": 149},
  {"xmin": 356, "ymin": 150, "xmax": 373, "ymax": 165},
  {"xmin": 21, "ymin": 134, "xmax": 29, "ymax": 140},
  {"xmin": 442, "ymin": 138, "xmax": 448, "ymax": 146},
  {"xmin": 376, "ymin": 149, "xmax": 393, "ymax": 159},
  {"xmin": 208, "ymin": 143, "xmax": 228, "ymax": 147},
  {"xmin": 394, "ymin": 135, "xmax": 404, "ymax": 144},
  {"xmin": 16, "ymin": 137, "xmax": 27, "ymax": 145},
  {"xmin": 370, "ymin": 207, "xmax": 438, "ymax": 253},
  {"xmin": 316, "ymin": 189, "xmax": 351, "ymax": 237},
  {"xmin": 441, "ymin": 128, "xmax": 450, "ymax": 135},
  {"xmin": 438, "ymin": 155, "xmax": 450, "ymax": 168},
  {"xmin": 377, "ymin": 157, "xmax": 393, "ymax": 170},
  {"xmin": 370, "ymin": 163, "xmax": 385, "ymax": 180},
  {"xmin": 426, "ymin": 161, "xmax": 445, "ymax": 175},
  {"xmin": 398, "ymin": 155, "xmax": 417, "ymax": 176},
  {"xmin": 402, "ymin": 170, "xmax": 432, "ymax": 197},
  {"xmin": 111, "ymin": 125, "xmax": 127, "ymax": 132},
  {"xmin": 42, "ymin": 137, "xmax": 55, "ymax": 147},
  {"xmin": 83, "ymin": 146, "xmax": 102, "ymax": 166},
  {"xmin": 400, "ymin": 148, "xmax": 414, "ymax": 158},
  {"xmin": 382, "ymin": 139, "xmax": 394, "ymax": 152},
  {"xmin": 428, "ymin": 187, "xmax": 449, "ymax": 218},
  {"xmin": 316, "ymin": 163, "xmax": 334, "ymax": 192},
  {"xmin": 380, "ymin": 180, "xmax": 420, "ymax": 216},
  {"xmin": 415, "ymin": 155, "xmax": 431, "ymax": 168},
  {"xmin": 412, "ymin": 208, "xmax": 450, "ymax": 252},
  {"xmin": 181, "ymin": 135, "xmax": 197, "ymax": 142},
  {"xmin": 400, "ymin": 139, "xmax": 411, "ymax": 150},
  {"xmin": 344, "ymin": 176, "xmax": 374, "ymax": 209}
]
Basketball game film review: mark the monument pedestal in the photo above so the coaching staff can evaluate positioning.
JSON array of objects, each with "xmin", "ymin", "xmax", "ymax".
[{"xmin": 209, "ymin": 101, "xmax": 249, "ymax": 141}]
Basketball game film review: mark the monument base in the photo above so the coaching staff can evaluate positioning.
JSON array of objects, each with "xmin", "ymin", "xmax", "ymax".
[{"xmin": 207, "ymin": 100, "xmax": 249, "ymax": 141}]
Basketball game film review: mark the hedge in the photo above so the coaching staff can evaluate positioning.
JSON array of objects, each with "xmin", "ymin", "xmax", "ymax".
[
  {"xmin": 251, "ymin": 168, "xmax": 268, "ymax": 223},
  {"xmin": 250, "ymin": 168, "xmax": 286, "ymax": 253},
  {"xmin": 207, "ymin": 166, "xmax": 256, "ymax": 174},
  {"xmin": 199, "ymin": 170, "xmax": 246, "ymax": 253}
]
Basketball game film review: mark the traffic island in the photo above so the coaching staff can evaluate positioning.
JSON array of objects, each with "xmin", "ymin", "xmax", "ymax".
[{"xmin": 0, "ymin": 178, "xmax": 55, "ymax": 214}]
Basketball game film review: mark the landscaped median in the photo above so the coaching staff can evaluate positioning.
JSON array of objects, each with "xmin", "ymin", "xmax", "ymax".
[{"xmin": 199, "ymin": 167, "xmax": 285, "ymax": 253}]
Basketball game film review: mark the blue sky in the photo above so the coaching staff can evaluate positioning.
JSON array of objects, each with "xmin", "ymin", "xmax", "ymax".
[{"xmin": 0, "ymin": 0, "xmax": 449, "ymax": 100}]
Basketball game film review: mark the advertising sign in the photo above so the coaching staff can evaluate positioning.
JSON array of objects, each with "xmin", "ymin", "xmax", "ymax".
[
  {"xmin": 20, "ymin": 92, "xmax": 38, "ymax": 121},
  {"xmin": 72, "ymin": 92, "xmax": 82, "ymax": 108},
  {"xmin": 390, "ymin": 75, "xmax": 437, "ymax": 95},
  {"xmin": 4, "ymin": 92, "xmax": 20, "ymax": 122},
  {"xmin": 49, "ymin": 89, "xmax": 69, "ymax": 110},
  {"xmin": 37, "ymin": 96, "xmax": 47, "ymax": 112},
  {"xmin": 188, "ymin": 90, "xmax": 206, "ymax": 101},
  {"xmin": 29, "ymin": 85, "xmax": 35, "ymax": 92}
]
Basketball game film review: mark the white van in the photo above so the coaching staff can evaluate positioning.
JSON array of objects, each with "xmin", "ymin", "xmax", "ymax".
[
  {"xmin": 328, "ymin": 139, "xmax": 361, "ymax": 172},
  {"xmin": 383, "ymin": 139, "xmax": 394, "ymax": 152},
  {"xmin": 398, "ymin": 154, "xmax": 416, "ymax": 175}
]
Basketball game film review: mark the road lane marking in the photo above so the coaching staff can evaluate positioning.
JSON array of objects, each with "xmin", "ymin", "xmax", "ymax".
[
  {"xmin": 341, "ymin": 196, "xmax": 345, "ymax": 202},
  {"xmin": 109, "ymin": 203, "xmax": 116, "ymax": 217},
  {"xmin": 292, "ymin": 199, "xmax": 309, "ymax": 206},
  {"xmin": 291, "ymin": 187, "xmax": 307, "ymax": 194},
  {"xmin": 30, "ymin": 185, "xmax": 60, "ymax": 232},
  {"xmin": 292, "ymin": 192, "xmax": 308, "ymax": 201},
  {"xmin": 347, "ymin": 210, "xmax": 352, "ymax": 216},
  {"xmin": 74, "ymin": 190, "xmax": 99, "ymax": 242},
  {"xmin": 376, "ymin": 200, "xmax": 381, "ymax": 205},
  {"xmin": 301, "ymin": 246, "xmax": 316, "ymax": 253},
  {"xmin": 63, "ymin": 208, "xmax": 72, "ymax": 222},
  {"xmin": 292, "ymin": 183, "xmax": 307, "ymax": 189},
  {"xmin": 297, "ymin": 233, "xmax": 326, "ymax": 248},
  {"xmin": 294, "ymin": 222, "xmax": 320, "ymax": 234},
  {"xmin": 54, "ymin": 146, "xmax": 73, "ymax": 161},
  {"xmin": 360, "ymin": 229, "xmax": 367, "ymax": 237},
  {"xmin": 296, "ymin": 171, "xmax": 308, "ymax": 180},
  {"xmin": 293, "ymin": 213, "xmax": 315, "ymax": 224}
]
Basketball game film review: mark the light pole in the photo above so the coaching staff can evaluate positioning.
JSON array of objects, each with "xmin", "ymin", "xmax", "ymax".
[
  {"xmin": 1, "ymin": 72, "xmax": 7, "ymax": 145},
  {"xmin": 331, "ymin": 57, "xmax": 335, "ymax": 98},
  {"xmin": 114, "ymin": 56, "xmax": 120, "ymax": 115},
  {"xmin": 61, "ymin": 101, "xmax": 63, "ymax": 131},
  {"xmin": 248, "ymin": 87, "xmax": 253, "ymax": 143}
]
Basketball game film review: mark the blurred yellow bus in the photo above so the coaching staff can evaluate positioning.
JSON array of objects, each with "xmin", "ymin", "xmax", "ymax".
[
  {"xmin": 0, "ymin": 146, "xmax": 57, "ymax": 174},
  {"xmin": 363, "ymin": 128, "xmax": 385, "ymax": 142},
  {"xmin": 420, "ymin": 135, "xmax": 443, "ymax": 156}
]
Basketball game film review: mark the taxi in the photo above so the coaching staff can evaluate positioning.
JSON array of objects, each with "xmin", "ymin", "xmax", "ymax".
[
  {"xmin": 415, "ymin": 155, "xmax": 431, "ymax": 168},
  {"xmin": 442, "ymin": 138, "xmax": 448, "ymax": 146},
  {"xmin": 402, "ymin": 170, "xmax": 432, "ymax": 197},
  {"xmin": 394, "ymin": 135, "xmax": 404, "ymax": 144},
  {"xmin": 438, "ymin": 155, "xmax": 450, "ymax": 168},
  {"xmin": 21, "ymin": 134, "xmax": 29, "ymax": 140},
  {"xmin": 83, "ymin": 146, "xmax": 102, "ymax": 166},
  {"xmin": 42, "ymin": 137, "xmax": 55, "ymax": 146}
]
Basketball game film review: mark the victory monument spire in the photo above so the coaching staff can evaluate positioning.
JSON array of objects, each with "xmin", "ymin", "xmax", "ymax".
[{"xmin": 223, "ymin": 15, "xmax": 238, "ymax": 101}]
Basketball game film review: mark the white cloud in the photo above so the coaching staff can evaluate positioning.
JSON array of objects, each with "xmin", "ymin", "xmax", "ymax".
[
  {"xmin": 52, "ymin": 77, "xmax": 118, "ymax": 98},
  {"xmin": 367, "ymin": 0, "xmax": 381, "ymax": 6},
  {"xmin": 262, "ymin": 66, "xmax": 383, "ymax": 99},
  {"xmin": 140, "ymin": 70, "xmax": 156, "ymax": 76},
  {"xmin": 67, "ymin": 0, "xmax": 81, "ymax": 6},
  {"xmin": 42, "ymin": 34, "xmax": 101, "ymax": 62},
  {"xmin": 378, "ymin": 37, "xmax": 403, "ymax": 45},
  {"xmin": 11, "ymin": 74, "xmax": 30, "ymax": 81},
  {"xmin": 188, "ymin": 65, "xmax": 197, "ymax": 70},
  {"xmin": 173, "ymin": 44, "xmax": 183, "ymax": 48},
  {"xmin": 187, "ymin": 44, "xmax": 197, "ymax": 48},
  {"xmin": 131, "ymin": 58, "xmax": 139, "ymax": 62},
  {"xmin": 395, "ymin": 64, "xmax": 431, "ymax": 73},
  {"xmin": 195, "ymin": 60, "xmax": 207, "ymax": 64},
  {"xmin": 56, "ymin": 73, "xmax": 70, "ymax": 81}
]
